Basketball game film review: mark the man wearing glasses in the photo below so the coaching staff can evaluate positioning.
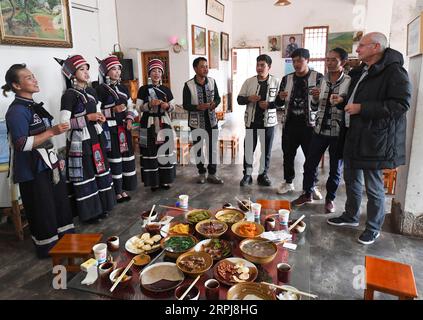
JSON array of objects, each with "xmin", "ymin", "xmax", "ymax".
[{"xmin": 327, "ymin": 33, "xmax": 412, "ymax": 245}]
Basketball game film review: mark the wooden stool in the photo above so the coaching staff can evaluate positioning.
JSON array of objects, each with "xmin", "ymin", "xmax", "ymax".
[
  {"xmin": 364, "ymin": 256, "xmax": 418, "ymax": 300},
  {"xmin": 383, "ymin": 168, "xmax": 397, "ymax": 195},
  {"xmin": 219, "ymin": 136, "xmax": 239, "ymax": 162},
  {"xmin": 49, "ymin": 234, "xmax": 103, "ymax": 273}
]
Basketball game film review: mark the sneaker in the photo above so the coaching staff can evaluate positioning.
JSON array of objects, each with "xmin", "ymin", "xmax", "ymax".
[
  {"xmin": 161, "ymin": 184, "xmax": 171, "ymax": 190},
  {"xmin": 257, "ymin": 174, "xmax": 272, "ymax": 186},
  {"xmin": 327, "ymin": 215, "xmax": 359, "ymax": 227},
  {"xmin": 291, "ymin": 193, "xmax": 313, "ymax": 207},
  {"xmin": 312, "ymin": 187, "xmax": 323, "ymax": 200},
  {"xmin": 151, "ymin": 186, "xmax": 160, "ymax": 192},
  {"xmin": 197, "ymin": 174, "xmax": 206, "ymax": 184},
  {"xmin": 358, "ymin": 230, "xmax": 380, "ymax": 245},
  {"xmin": 277, "ymin": 182, "xmax": 295, "ymax": 195},
  {"xmin": 325, "ymin": 200, "xmax": 335, "ymax": 214},
  {"xmin": 240, "ymin": 175, "xmax": 253, "ymax": 187},
  {"xmin": 207, "ymin": 174, "xmax": 224, "ymax": 184}
]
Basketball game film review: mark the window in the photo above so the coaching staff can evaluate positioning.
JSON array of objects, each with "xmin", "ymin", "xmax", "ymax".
[{"xmin": 303, "ymin": 26, "xmax": 329, "ymax": 75}]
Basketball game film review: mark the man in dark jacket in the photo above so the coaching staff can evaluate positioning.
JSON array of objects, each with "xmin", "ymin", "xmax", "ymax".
[{"xmin": 327, "ymin": 32, "xmax": 411, "ymax": 245}]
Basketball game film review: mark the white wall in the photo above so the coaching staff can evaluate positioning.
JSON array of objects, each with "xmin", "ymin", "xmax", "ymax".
[
  {"xmin": 115, "ymin": 0, "xmax": 189, "ymax": 105},
  {"xmin": 187, "ymin": 0, "xmax": 233, "ymax": 100},
  {"xmin": 232, "ymin": 0, "xmax": 357, "ymax": 79},
  {"xmin": 0, "ymin": 0, "xmax": 119, "ymax": 148}
]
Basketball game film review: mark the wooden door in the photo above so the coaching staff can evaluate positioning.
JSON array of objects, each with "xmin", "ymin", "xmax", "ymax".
[{"xmin": 141, "ymin": 51, "xmax": 171, "ymax": 89}]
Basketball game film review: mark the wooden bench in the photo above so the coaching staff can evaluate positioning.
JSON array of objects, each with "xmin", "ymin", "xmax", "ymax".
[
  {"xmin": 49, "ymin": 233, "xmax": 103, "ymax": 273},
  {"xmin": 364, "ymin": 256, "xmax": 418, "ymax": 300}
]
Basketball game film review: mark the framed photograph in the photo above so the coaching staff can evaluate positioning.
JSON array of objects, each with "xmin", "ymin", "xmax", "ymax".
[
  {"xmin": 268, "ymin": 35, "xmax": 282, "ymax": 52},
  {"xmin": 0, "ymin": 0, "xmax": 73, "ymax": 48},
  {"xmin": 221, "ymin": 32, "xmax": 229, "ymax": 61},
  {"xmin": 208, "ymin": 30, "xmax": 219, "ymax": 69},
  {"xmin": 206, "ymin": 0, "xmax": 224, "ymax": 22},
  {"xmin": 282, "ymin": 34, "xmax": 303, "ymax": 58},
  {"xmin": 407, "ymin": 13, "xmax": 423, "ymax": 57},
  {"xmin": 328, "ymin": 32, "xmax": 355, "ymax": 54},
  {"xmin": 192, "ymin": 25, "xmax": 206, "ymax": 55}
]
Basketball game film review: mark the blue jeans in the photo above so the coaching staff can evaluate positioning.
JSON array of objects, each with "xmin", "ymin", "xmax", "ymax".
[
  {"xmin": 303, "ymin": 133, "xmax": 343, "ymax": 200},
  {"xmin": 342, "ymin": 159, "xmax": 386, "ymax": 232}
]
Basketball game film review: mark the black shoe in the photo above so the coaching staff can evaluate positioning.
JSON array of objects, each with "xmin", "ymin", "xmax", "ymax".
[
  {"xmin": 123, "ymin": 195, "xmax": 131, "ymax": 202},
  {"xmin": 257, "ymin": 174, "xmax": 272, "ymax": 186},
  {"xmin": 327, "ymin": 215, "xmax": 359, "ymax": 227},
  {"xmin": 161, "ymin": 184, "xmax": 171, "ymax": 190},
  {"xmin": 358, "ymin": 230, "xmax": 380, "ymax": 245},
  {"xmin": 240, "ymin": 175, "xmax": 253, "ymax": 186},
  {"xmin": 151, "ymin": 186, "xmax": 160, "ymax": 192},
  {"xmin": 116, "ymin": 196, "xmax": 126, "ymax": 203},
  {"xmin": 99, "ymin": 212, "xmax": 109, "ymax": 220}
]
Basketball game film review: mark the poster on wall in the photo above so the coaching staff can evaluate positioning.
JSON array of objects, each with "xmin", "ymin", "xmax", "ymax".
[
  {"xmin": 221, "ymin": 32, "xmax": 229, "ymax": 61},
  {"xmin": 208, "ymin": 30, "xmax": 220, "ymax": 69},
  {"xmin": 284, "ymin": 58, "xmax": 295, "ymax": 76},
  {"xmin": 0, "ymin": 0, "xmax": 73, "ymax": 47},
  {"xmin": 268, "ymin": 35, "xmax": 282, "ymax": 52},
  {"xmin": 328, "ymin": 32, "xmax": 355, "ymax": 54},
  {"xmin": 407, "ymin": 13, "xmax": 423, "ymax": 57},
  {"xmin": 282, "ymin": 34, "xmax": 303, "ymax": 58}
]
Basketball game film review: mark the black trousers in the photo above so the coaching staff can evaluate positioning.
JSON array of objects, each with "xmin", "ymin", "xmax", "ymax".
[
  {"xmin": 190, "ymin": 126, "xmax": 218, "ymax": 175},
  {"xmin": 243, "ymin": 126, "xmax": 275, "ymax": 176},
  {"xmin": 282, "ymin": 121, "xmax": 314, "ymax": 183}
]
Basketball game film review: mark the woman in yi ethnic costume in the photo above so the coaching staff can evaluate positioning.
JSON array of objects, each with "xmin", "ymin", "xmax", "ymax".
[
  {"xmin": 3, "ymin": 64, "xmax": 75, "ymax": 258},
  {"xmin": 55, "ymin": 55, "xmax": 116, "ymax": 223},
  {"xmin": 136, "ymin": 59, "xmax": 176, "ymax": 191},
  {"xmin": 96, "ymin": 56, "xmax": 138, "ymax": 203}
]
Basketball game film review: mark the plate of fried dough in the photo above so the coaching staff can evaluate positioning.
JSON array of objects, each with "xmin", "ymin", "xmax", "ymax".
[{"xmin": 125, "ymin": 232, "xmax": 162, "ymax": 255}]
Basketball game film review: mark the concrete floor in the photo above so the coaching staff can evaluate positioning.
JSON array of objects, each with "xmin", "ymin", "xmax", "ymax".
[{"xmin": 0, "ymin": 125, "xmax": 422, "ymax": 300}]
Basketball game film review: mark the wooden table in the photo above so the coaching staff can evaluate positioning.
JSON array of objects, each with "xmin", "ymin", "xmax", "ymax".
[
  {"xmin": 49, "ymin": 234, "xmax": 103, "ymax": 273},
  {"xmin": 67, "ymin": 198, "xmax": 310, "ymax": 300}
]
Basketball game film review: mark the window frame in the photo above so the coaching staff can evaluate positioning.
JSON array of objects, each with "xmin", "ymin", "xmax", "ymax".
[{"xmin": 303, "ymin": 26, "xmax": 329, "ymax": 74}]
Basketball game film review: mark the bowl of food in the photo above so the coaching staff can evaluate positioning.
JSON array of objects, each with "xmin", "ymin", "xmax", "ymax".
[
  {"xmin": 176, "ymin": 251, "xmax": 213, "ymax": 277},
  {"xmin": 288, "ymin": 220, "xmax": 307, "ymax": 233},
  {"xmin": 231, "ymin": 221, "xmax": 264, "ymax": 239},
  {"xmin": 160, "ymin": 222, "xmax": 194, "ymax": 238},
  {"xmin": 239, "ymin": 238, "xmax": 278, "ymax": 264},
  {"xmin": 215, "ymin": 208, "xmax": 246, "ymax": 226},
  {"xmin": 145, "ymin": 222, "xmax": 162, "ymax": 235},
  {"xmin": 195, "ymin": 219, "xmax": 228, "ymax": 239},
  {"xmin": 227, "ymin": 282, "xmax": 276, "ymax": 300},
  {"xmin": 141, "ymin": 210, "xmax": 158, "ymax": 224},
  {"xmin": 214, "ymin": 257, "xmax": 258, "ymax": 286},
  {"xmin": 194, "ymin": 238, "xmax": 232, "ymax": 261},
  {"xmin": 133, "ymin": 254, "xmax": 151, "ymax": 267},
  {"xmin": 98, "ymin": 261, "xmax": 116, "ymax": 278},
  {"xmin": 237, "ymin": 200, "xmax": 251, "ymax": 212},
  {"xmin": 109, "ymin": 267, "xmax": 133, "ymax": 289},
  {"xmin": 174, "ymin": 283, "xmax": 200, "ymax": 300},
  {"xmin": 161, "ymin": 235, "xmax": 198, "ymax": 259},
  {"xmin": 185, "ymin": 209, "xmax": 211, "ymax": 224},
  {"xmin": 275, "ymin": 286, "xmax": 301, "ymax": 300}
]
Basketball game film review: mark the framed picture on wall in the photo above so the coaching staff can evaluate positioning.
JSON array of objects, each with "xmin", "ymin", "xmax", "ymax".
[
  {"xmin": 206, "ymin": 0, "xmax": 224, "ymax": 22},
  {"xmin": 208, "ymin": 30, "xmax": 220, "ymax": 69},
  {"xmin": 0, "ymin": 0, "xmax": 73, "ymax": 48},
  {"xmin": 407, "ymin": 13, "xmax": 423, "ymax": 57},
  {"xmin": 328, "ymin": 32, "xmax": 355, "ymax": 54},
  {"xmin": 192, "ymin": 25, "xmax": 206, "ymax": 55},
  {"xmin": 268, "ymin": 35, "xmax": 282, "ymax": 52},
  {"xmin": 282, "ymin": 34, "xmax": 303, "ymax": 58},
  {"xmin": 221, "ymin": 32, "xmax": 229, "ymax": 61}
]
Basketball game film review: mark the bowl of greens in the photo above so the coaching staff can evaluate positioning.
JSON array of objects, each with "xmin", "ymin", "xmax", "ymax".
[{"xmin": 161, "ymin": 235, "xmax": 198, "ymax": 259}]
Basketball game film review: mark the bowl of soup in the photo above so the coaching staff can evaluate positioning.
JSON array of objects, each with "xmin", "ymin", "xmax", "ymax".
[{"xmin": 239, "ymin": 238, "xmax": 278, "ymax": 264}]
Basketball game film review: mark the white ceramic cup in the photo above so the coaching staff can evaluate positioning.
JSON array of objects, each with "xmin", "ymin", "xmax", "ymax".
[
  {"xmin": 251, "ymin": 203, "xmax": 262, "ymax": 222},
  {"xmin": 278, "ymin": 209, "xmax": 290, "ymax": 226},
  {"xmin": 179, "ymin": 195, "xmax": 189, "ymax": 209},
  {"xmin": 93, "ymin": 243, "xmax": 107, "ymax": 264}
]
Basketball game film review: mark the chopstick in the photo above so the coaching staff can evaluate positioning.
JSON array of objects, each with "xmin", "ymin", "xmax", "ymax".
[
  {"xmin": 178, "ymin": 275, "xmax": 201, "ymax": 300},
  {"xmin": 147, "ymin": 204, "xmax": 156, "ymax": 225},
  {"xmin": 159, "ymin": 205, "xmax": 187, "ymax": 212},
  {"xmin": 261, "ymin": 282, "xmax": 318, "ymax": 299},
  {"xmin": 288, "ymin": 215, "xmax": 306, "ymax": 232},
  {"xmin": 110, "ymin": 258, "xmax": 135, "ymax": 293},
  {"xmin": 144, "ymin": 250, "xmax": 165, "ymax": 269}
]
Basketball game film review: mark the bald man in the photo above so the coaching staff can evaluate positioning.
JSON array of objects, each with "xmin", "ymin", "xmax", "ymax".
[{"xmin": 327, "ymin": 32, "xmax": 411, "ymax": 245}]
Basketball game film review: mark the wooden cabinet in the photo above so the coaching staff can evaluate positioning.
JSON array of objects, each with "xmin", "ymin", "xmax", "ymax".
[{"xmin": 122, "ymin": 79, "xmax": 139, "ymax": 103}]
